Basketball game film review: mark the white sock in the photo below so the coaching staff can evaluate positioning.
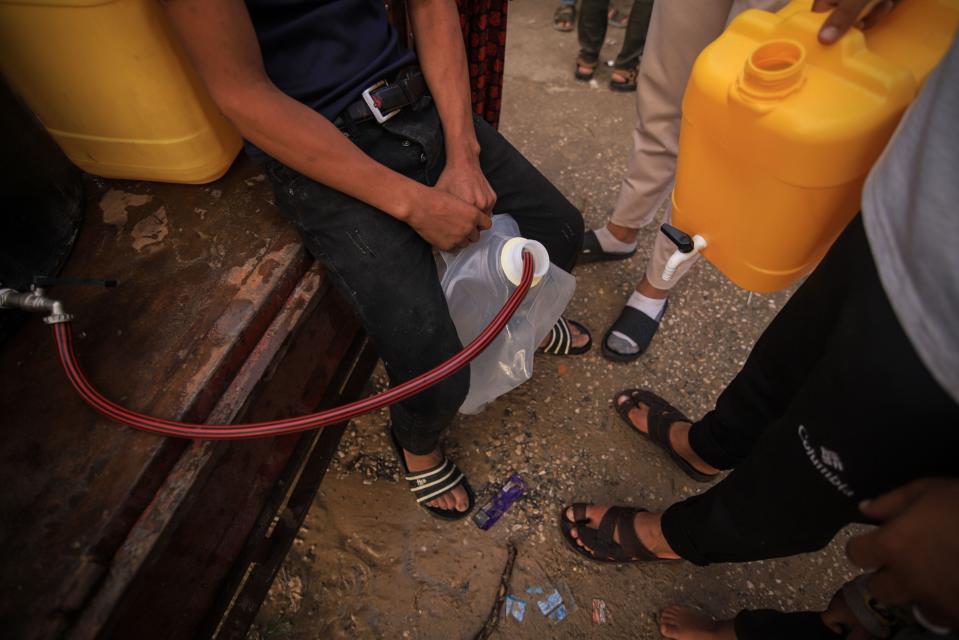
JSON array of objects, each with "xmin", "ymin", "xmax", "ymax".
[
  {"xmin": 627, "ymin": 290, "xmax": 667, "ymax": 319},
  {"xmin": 609, "ymin": 291, "xmax": 667, "ymax": 351},
  {"xmin": 593, "ymin": 225, "xmax": 637, "ymax": 253}
]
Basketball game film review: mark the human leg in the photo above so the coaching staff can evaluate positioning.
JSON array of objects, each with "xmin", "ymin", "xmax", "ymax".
[
  {"xmin": 683, "ymin": 216, "xmax": 867, "ymax": 470},
  {"xmin": 660, "ymin": 225, "xmax": 959, "ymax": 564},
  {"xmin": 568, "ymin": 217, "xmax": 959, "ymax": 562},
  {"xmin": 267, "ymin": 107, "xmax": 471, "ymax": 513},
  {"xmin": 605, "ymin": 0, "xmax": 734, "ymax": 236},
  {"xmin": 599, "ymin": 0, "xmax": 793, "ymax": 359},
  {"xmin": 658, "ymin": 604, "xmax": 841, "ymax": 640},
  {"xmin": 553, "ymin": 0, "xmax": 577, "ymax": 32},
  {"xmin": 660, "ymin": 573, "xmax": 888, "ymax": 640},
  {"xmin": 609, "ymin": 0, "xmax": 654, "ymax": 91},
  {"xmin": 594, "ymin": 0, "xmax": 734, "ymax": 358},
  {"xmin": 640, "ymin": 0, "xmax": 789, "ymax": 288},
  {"xmin": 576, "ymin": 0, "xmax": 611, "ymax": 78}
]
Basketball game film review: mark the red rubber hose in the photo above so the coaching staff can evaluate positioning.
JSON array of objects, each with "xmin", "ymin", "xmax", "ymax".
[{"xmin": 52, "ymin": 252, "xmax": 534, "ymax": 440}]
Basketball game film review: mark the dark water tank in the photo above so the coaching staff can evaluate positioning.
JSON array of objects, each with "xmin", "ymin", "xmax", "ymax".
[{"xmin": 0, "ymin": 76, "xmax": 84, "ymax": 344}]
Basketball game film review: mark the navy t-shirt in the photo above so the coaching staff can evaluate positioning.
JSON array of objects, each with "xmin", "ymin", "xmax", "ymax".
[{"xmin": 243, "ymin": 0, "xmax": 417, "ymax": 161}]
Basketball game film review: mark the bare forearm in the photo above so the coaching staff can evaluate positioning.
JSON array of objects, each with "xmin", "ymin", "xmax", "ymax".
[
  {"xmin": 408, "ymin": 0, "xmax": 480, "ymax": 166},
  {"xmin": 163, "ymin": 0, "xmax": 422, "ymax": 220},
  {"xmin": 222, "ymin": 84, "xmax": 421, "ymax": 219},
  {"xmin": 163, "ymin": 0, "xmax": 490, "ymax": 251}
]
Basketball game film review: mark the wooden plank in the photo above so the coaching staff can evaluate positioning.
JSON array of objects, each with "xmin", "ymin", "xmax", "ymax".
[
  {"xmin": 0, "ymin": 157, "xmax": 313, "ymax": 639},
  {"xmin": 86, "ymin": 267, "xmax": 374, "ymax": 639}
]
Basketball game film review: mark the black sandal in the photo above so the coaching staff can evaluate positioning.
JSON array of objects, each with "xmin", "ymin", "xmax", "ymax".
[
  {"xmin": 574, "ymin": 56, "xmax": 599, "ymax": 81},
  {"xmin": 607, "ymin": 7, "xmax": 629, "ymax": 29},
  {"xmin": 609, "ymin": 67, "xmax": 638, "ymax": 92},
  {"xmin": 559, "ymin": 503, "xmax": 672, "ymax": 563},
  {"xmin": 601, "ymin": 302, "xmax": 667, "ymax": 363},
  {"xmin": 613, "ymin": 388, "xmax": 719, "ymax": 483},
  {"xmin": 389, "ymin": 429, "xmax": 476, "ymax": 521},
  {"xmin": 538, "ymin": 316, "xmax": 592, "ymax": 356},
  {"xmin": 580, "ymin": 229, "xmax": 637, "ymax": 264},
  {"xmin": 553, "ymin": 4, "xmax": 576, "ymax": 32}
]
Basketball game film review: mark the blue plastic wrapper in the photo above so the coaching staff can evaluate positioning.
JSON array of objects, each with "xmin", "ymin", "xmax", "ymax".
[
  {"xmin": 537, "ymin": 589, "xmax": 563, "ymax": 616},
  {"xmin": 504, "ymin": 595, "xmax": 526, "ymax": 622},
  {"xmin": 548, "ymin": 604, "xmax": 568, "ymax": 624}
]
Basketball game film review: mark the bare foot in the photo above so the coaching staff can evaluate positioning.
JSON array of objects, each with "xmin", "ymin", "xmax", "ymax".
[
  {"xmin": 659, "ymin": 605, "xmax": 735, "ymax": 640},
  {"xmin": 563, "ymin": 504, "xmax": 679, "ymax": 560},
  {"xmin": 615, "ymin": 393, "xmax": 719, "ymax": 476},
  {"xmin": 538, "ymin": 318, "xmax": 590, "ymax": 350},
  {"xmin": 403, "ymin": 448, "xmax": 468, "ymax": 512}
]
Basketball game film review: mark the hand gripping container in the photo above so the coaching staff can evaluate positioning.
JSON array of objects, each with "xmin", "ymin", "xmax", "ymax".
[
  {"xmin": 0, "ymin": 0, "xmax": 242, "ymax": 184},
  {"xmin": 441, "ymin": 215, "xmax": 576, "ymax": 415},
  {"xmin": 666, "ymin": 0, "xmax": 959, "ymax": 293}
]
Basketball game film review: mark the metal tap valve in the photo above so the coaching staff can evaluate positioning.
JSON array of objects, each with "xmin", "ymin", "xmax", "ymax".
[{"xmin": 0, "ymin": 286, "xmax": 74, "ymax": 324}]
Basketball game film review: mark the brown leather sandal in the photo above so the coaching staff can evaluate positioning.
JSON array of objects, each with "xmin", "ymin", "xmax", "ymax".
[
  {"xmin": 575, "ymin": 56, "xmax": 599, "ymax": 81},
  {"xmin": 609, "ymin": 67, "xmax": 638, "ymax": 92},
  {"xmin": 553, "ymin": 4, "xmax": 576, "ymax": 32},
  {"xmin": 613, "ymin": 389, "xmax": 720, "ymax": 483},
  {"xmin": 559, "ymin": 503, "xmax": 676, "ymax": 564}
]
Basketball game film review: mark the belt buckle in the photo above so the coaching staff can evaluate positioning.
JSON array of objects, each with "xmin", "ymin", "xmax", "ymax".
[{"xmin": 361, "ymin": 80, "xmax": 400, "ymax": 124}]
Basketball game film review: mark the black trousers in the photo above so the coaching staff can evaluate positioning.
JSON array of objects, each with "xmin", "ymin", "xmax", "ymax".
[
  {"xmin": 734, "ymin": 610, "xmax": 842, "ymax": 639},
  {"xmin": 578, "ymin": 0, "xmax": 654, "ymax": 70},
  {"xmin": 660, "ymin": 216, "xmax": 959, "ymax": 565},
  {"xmin": 267, "ymin": 97, "xmax": 583, "ymax": 455}
]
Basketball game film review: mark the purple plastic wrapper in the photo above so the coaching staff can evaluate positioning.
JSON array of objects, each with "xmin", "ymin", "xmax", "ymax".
[{"xmin": 472, "ymin": 472, "xmax": 528, "ymax": 530}]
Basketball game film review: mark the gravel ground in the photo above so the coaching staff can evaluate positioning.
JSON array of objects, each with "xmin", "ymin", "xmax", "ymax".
[{"xmin": 249, "ymin": 2, "xmax": 861, "ymax": 638}]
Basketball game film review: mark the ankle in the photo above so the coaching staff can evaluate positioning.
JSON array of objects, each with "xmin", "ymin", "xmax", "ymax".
[
  {"xmin": 607, "ymin": 222, "xmax": 639, "ymax": 244},
  {"xmin": 670, "ymin": 423, "xmax": 720, "ymax": 475},
  {"xmin": 636, "ymin": 277, "xmax": 668, "ymax": 299},
  {"xmin": 634, "ymin": 511, "xmax": 680, "ymax": 559},
  {"xmin": 669, "ymin": 421, "xmax": 692, "ymax": 453}
]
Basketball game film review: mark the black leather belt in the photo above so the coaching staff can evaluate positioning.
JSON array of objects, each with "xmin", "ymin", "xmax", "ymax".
[{"xmin": 335, "ymin": 70, "xmax": 427, "ymax": 128}]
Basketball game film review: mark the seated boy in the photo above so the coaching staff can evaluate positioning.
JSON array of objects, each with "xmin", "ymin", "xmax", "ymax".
[{"xmin": 164, "ymin": 0, "xmax": 588, "ymax": 520}]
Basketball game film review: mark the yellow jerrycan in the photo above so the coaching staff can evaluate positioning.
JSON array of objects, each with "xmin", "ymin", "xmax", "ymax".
[
  {"xmin": 665, "ymin": 0, "xmax": 959, "ymax": 293},
  {"xmin": 0, "ymin": 0, "xmax": 242, "ymax": 184}
]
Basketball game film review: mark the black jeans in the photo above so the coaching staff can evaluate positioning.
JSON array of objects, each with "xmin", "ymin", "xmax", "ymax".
[
  {"xmin": 267, "ymin": 98, "xmax": 583, "ymax": 455},
  {"xmin": 660, "ymin": 216, "xmax": 959, "ymax": 565},
  {"xmin": 734, "ymin": 610, "xmax": 842, "ymax": 639},
  {"xmin": 578, "ymin": 0, "xmax": 654, "ymax": 70}
]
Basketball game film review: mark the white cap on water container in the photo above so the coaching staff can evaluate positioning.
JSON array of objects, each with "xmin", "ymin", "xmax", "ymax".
[{"xmin": 500, "ymin": 237, "xmax": 550, "ymax": 287}]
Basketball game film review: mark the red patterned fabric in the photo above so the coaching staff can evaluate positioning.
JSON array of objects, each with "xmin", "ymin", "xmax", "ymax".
[{"xmin": 456, "ymin": 0, "xmax": 508, "ymax": 129}]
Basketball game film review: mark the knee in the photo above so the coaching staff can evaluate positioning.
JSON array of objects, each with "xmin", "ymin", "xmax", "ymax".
[
  {"xmin": 555, "ymin": 202, "xmax": 585, "ymax": 271},
  {"xmin": 561, "ymin": 199, "xmax": 585, "ymax": 238}
]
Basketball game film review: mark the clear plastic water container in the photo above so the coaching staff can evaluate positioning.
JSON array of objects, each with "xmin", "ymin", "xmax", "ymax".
[{"xmin": 441, "ymin": 215, "xmax": 575, "ymax": 414}]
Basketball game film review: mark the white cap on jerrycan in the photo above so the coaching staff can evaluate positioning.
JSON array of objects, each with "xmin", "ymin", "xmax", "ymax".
[{"xmin": 500, "ymin": 237, "xmax": 550, "ymax": 287}]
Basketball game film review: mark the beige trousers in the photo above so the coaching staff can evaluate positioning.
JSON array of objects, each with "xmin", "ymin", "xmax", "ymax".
[{"xmin": 610, "ymin": 0, "xmax": 788, "ymax": 290}]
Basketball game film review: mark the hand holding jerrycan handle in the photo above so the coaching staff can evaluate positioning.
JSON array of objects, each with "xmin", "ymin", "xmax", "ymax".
[
  {"xmin": 440, "ymin": 215, "xmax": 575, "ymax": 415},
  {"xmin": 664, "ymin": 0, "xmax": 959, "ymax": 293}
]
